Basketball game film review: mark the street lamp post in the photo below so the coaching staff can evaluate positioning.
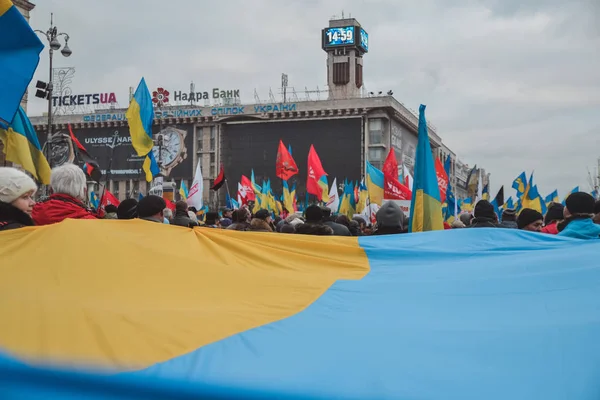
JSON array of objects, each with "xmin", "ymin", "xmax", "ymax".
[{"xmin": 35, "ymin": 13, "xmax": 72, "ymax": 168}]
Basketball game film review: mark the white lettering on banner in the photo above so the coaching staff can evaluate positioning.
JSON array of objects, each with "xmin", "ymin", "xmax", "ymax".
[{"xmin": 308, "ymin": 166, "xmax": 316, "ymax": 180}]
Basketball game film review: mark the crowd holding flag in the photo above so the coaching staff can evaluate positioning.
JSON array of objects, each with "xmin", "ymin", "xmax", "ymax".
[
  {"xmin": 125, "ymin": 78, "xmax": 159, "ymax": 182},
  {"xmin": 275, "ymin": 140, "xmax": 298, "ymax": 181},
  {"xmin": 187, "ymin": 159, "xmax": 204, "ymax": 210},
  {"xmin": 211, "ymin": 163, "xmax": 226, "ymax": 191},
  {"xmin": 68, "ymin": 124, "xmax": 102, "ymax": 182},
  {"xmin": 179, "ymin": 180, "xmax": 189, "ymax": 201},
  {"xmin": 0, "ymin": 0, "xmax": 44, "ymax": 127},
  {"xmin": 545, "ymin": 190, "xmax": 559, "ymax": 207},
  {"xmin": 0, "ymin": 106, "xmax": 51, "ymax": 183},
  {"xmin": 365, "ymin": 161, "xmax": 384, "ymax": 205},
  {"xmin": 326, "ymin": 177, "xmax": 339, "ymax": 212}
]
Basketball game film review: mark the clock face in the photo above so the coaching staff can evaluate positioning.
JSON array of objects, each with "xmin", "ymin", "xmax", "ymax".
[
  {"xmin": 152, "ymin": 127, "xmax": 183, "ymax": 167},
  {"xmin": 46, "ymin": 135, "xmax": 73, "ymax": 167},
  {"xmin": 323, "ymin": 26, "xmax": 355, "ymax": 47}
]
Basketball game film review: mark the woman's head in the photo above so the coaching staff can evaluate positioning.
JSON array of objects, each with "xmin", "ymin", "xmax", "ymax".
[
  {"xmin": 50, "ymin": 163, "xmax": 87, "ymax": 202},
  {"xmin": 0, "ymin": 167, "xmax": 37, "ymax": 215}
]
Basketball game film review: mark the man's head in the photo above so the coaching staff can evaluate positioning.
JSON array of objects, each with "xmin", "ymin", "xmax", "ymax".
[
  {"xmin": 104, "ymin": 205, "xmax": 118, "ymax": 214},
  {"xmin": 564, "ymin": 192, "xmax": 595, "ymax": 218},
  {"xmin": 544, "ymin": 202, "xmax": 564, "ymax": 225},
  {"xmin": 459, "ymin": 213, "xmax": 473, "ymax": 226},
  {"xmin": 501, "ymin": 208, "xmax": 517, "ymax": 222},
  {"xmin": 137, "ymin": 195, "xmax": 166, "ymax": 222},
  {"xmin": 222, "ymin": 208, "xmax": 233, "ymax": 219},
  {"xmin": 117, "ymin": 198, "xmax": 138, "ymax": 219},
  {"xmin": 375, "ymin": 201, "xmax": 404, "ymax": 230},
  {"xmin": 50, "ymin": 163, "xmax": 87, "ymax": 202},
  {"xmin": 205, "ymin": 211, "xmax": 220, "ymax": 226},
  {"xmin": 254, "ymin": 209, "xmax": 271, "ymax": 224},
  {"xmin": 474, "ymin": 200, "xmax": 497, "ymax": 221},
  {"xmin": 175, "ymin": 201, "xmax": 188, "ymax": 214},
  {"xmin": 517, "ymin": 208, "xmax": 544, "ymax": 232},
  {"xmin": 305, "ymin": 205, "xmax": 324, "ymax": 223},
  {"xmin": 320, "ymin": 206, "xmax": 333, "ymax": 220}
]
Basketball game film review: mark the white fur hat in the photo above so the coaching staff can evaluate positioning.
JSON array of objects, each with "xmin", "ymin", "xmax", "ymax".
[{"xmin": 0, "ymin": 167, "xmax": 37, "ymax": 204}]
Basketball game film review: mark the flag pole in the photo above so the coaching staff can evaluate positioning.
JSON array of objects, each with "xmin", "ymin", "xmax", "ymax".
[{"xmin": 224, "ymin": 178, "xmax": 231, "ymax": 208}]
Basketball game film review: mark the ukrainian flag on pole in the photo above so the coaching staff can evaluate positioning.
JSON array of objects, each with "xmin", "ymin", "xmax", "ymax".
[
  {"xmin": 126, "ymin": 78, "xmax": 159, "ymax": 182},
  {"xmin": 409, "ymin": 105, "xmax": 443, "ymax": 232},
  {"xmin": 0, "ymin": 0, "xmax": 44, "ymax": 126},
  {"xmin": 0, "ymin": 106, "xmax": 51, "ymax": 183}
]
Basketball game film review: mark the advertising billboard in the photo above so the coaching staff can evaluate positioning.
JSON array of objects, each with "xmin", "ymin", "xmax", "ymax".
[
  {"xmin": 221, "ymin": 118, "xmax": 363, "ymax": 200},
  {"xmin": 39, "ymin": 124, "xmax": 194, "ymax": 180}
]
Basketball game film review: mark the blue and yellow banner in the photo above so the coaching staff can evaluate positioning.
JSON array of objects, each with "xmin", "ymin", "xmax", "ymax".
[
  {"xmin": 409, "ymin": 105, "xmax": 444, "ymax": 232},
  {"xmin": 0, "ymin": 106, "xmax": 51, "ymax": 183},
  {"xmin": 1, "ymin": 222, "xmax": 600, "ymax": 399},
  {"xmin": 365, "ymin": 161, "xmax": 384, "ymax": 206},
  {"xmin": 0, "ymin": 0, "xmax": 44, "ymax": 126}
]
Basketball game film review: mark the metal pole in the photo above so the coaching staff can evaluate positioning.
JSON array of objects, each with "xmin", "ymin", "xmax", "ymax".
[{"xmin": 47, "ymin": 46, "xmax": 53, "ymax": 168}]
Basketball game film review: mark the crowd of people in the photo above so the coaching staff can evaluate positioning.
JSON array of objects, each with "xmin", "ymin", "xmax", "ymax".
[{"xmin": 1, "ymin": 165, "xmax": 600, "ymax": 240}]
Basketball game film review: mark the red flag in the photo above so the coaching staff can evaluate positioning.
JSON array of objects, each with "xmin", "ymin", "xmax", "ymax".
[
  {"xmin": 100, "ymin": 190, "xmax": 120, "ymax": 208},
  {"xmin": 164, "ymin": 198, "xmax": 176, "ymax": 211},
  {"xmin": 306, "ymin": 145, "xmax": 328, "ymax": 199},
  {"xmin": 69, "ymin": 123, "xmax": 102, "ymax": 182},
  {"xmin": 240, "ymin": 175, "xmax": 255, "ymax": 201},
  {"xmin": 383, "ymin": 174, "xmax": 412, "ymax": 200},
  {"xmin": 435, "ymin": 158, "xmax": 449, "ymax": 203},
  {"xmin": 68, "ymin": 123, "xmax": 87, "ymax": 154},
  {"xmin": 382, "ymin": 148, "xmax": 399, "ymax": 179},
  {"xmin": 276, "ymin": 140, "xmax": 298, "ymax": 180},
  {"xmin": 211, "ymin": 163, "xmax": 226, "ymax": 191}
]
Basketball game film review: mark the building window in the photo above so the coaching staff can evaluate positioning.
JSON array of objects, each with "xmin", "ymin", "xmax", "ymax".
[
  {"xmin": 197, "ymin": 137, "xmax": 203, "ymax": 152},
  {"xmin": 368, "ymin": 148, "xmax": 384, "ymax": 161},
  {"xmin": 210, "ymin": 153, "xmax": 215, "ymax": 163},
  {"xmin": 210, "ymin": 165, "xmax": 215, "ymax": 177},
  {"xmin": 133, "ymin": 180, "xmax": 139, "ymax": 196},
  {"xmin": 210, "ymin": 126, "xmax": 216, "ymax": 151},
  {"xmin": 125, "ymin": 180, "xmax": 131, "ymax": 198},
  {"xmin": 369, "ymin": 118, "xmax": 384, "ymax": 144}
]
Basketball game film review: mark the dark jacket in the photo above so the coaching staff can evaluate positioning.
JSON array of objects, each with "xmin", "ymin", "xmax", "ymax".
[
  {"xmin": 499, "ymin": 220, "xmax": 518, "ymax": 229},
  {"xmin": 295, "ymin": 222, "xmax": 334, "ymax": 236},
  {"xmin": 323, "ymin": 220, "xmax": 351, "ymax": 236},
  {"xmin": 227, "ymin": 221, "xmax": 250, "ymax": 231},
  {"xmin": 470, "ymin": 217, "xmax": 499, "ymax": 228},
  {"xmin": 0, "ymin": 201, "xmax": 35, "ymax": 231},
  {"xmin": 171, "ymin": 210, "xmax": 199, "ymax": 228},
  {"xmin": 248, "ymin": 218, "xmax": 273, "ymax": 232}
]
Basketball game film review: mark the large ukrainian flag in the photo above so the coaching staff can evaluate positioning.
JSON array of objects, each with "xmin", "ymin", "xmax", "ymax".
[
  {"xmin": 1, "ymin": 222, "xmax": 600, "ymax": 399},
  {"xmin": 126, "ymin": 78, "xmax": 159, "ymax": 182},
  {"xmin": 0, "ymin": 106, "xmax": 50, "ymax": 183},
  {"xmin": 0, "ymin": 0, "xmax": 44, "ymax": 126},
  {"xmin": 409, "ymin": 104, "xmax": 444, "ymax": 232}
]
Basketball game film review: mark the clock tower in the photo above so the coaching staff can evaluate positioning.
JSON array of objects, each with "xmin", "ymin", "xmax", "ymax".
[{"xmin": 322, "ymin": 18, "xmax": 368, "ymax": 100}]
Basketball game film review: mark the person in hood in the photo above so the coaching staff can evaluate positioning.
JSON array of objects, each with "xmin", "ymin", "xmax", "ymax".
[
  {"xmin": 540, "ymin": 202, "xmax": 564, "ymax": 234},
  {"xmin": 469, "ymin": 200, "xmax": 499, "ymax": 228},
  {"xmin": 321, "ymin": 207, "xmax": 351, "ymax": 236},
  {"xmin": 296, "ymin": 205, "xmax": 334, "ymax": 235},
  {"xmin": 373, "ymin": 201, "xmax": 405, "ymax": 235},
  {"xmin": 32, "ymin": 163, "xmax": 97, "ymax": 225},
  {"xmin": 0, "ymin": 167, "xmax": 37, "ymax": 231},
  {"xmin": 117, "ymin": 198, "xmax": 138, "ymax": 220},
  {"xmin": 248, "ymin": 209, "xmax": 273, "ymax": 232},
  {"xmin": 104, "ymin": 204, "xmax": 118, "ymax": 219},
  {"xmin": 171, "ymin": 201, "xmax": 199, "ymax": 228},
  {"xmin": 228, "ymin": 208, "xmax": 251, "ymax": 231},
  {"xmin": 499, "ymin": 208, "xmax": 518, "ymax": 229},
  {"xmin": 558, "ymin": 192, "xmax": 600, "ymax": 239},
  {"xmin": 137, "ymin": 195, "xmax": 166, "ymax": 223},
  {"xmin": 517, "ymin": 208, "xmax": 544, "ymax": 232}
]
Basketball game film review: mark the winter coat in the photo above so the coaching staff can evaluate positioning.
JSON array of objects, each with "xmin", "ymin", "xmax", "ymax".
[
  {"xmin": 32, "ymin": 194, "xmax": 97, "ymax": 225},
  {"xmin": 558, "ymin": 218, "xmax": 600, "ymax": 240},
  {"xmin": 171, "ymin": 210, "xmax": 199, "ymax": 228},
  {"xmin": 469, "ymin": 217, "xmax": 499, "ymax": 228},
  {"xmin": 227, "ymin": 221, "xmax": 250, "ymax": 231},
  {"xmin": 540, "ymin": 222, "xmax": 559, "ymax": 235},
  {"xmin": 295, "ymin": 222, "xmax": 334, "ymax": 236},
  {"xmin": 323, "ymin": 220, "xmax": 351, "ymax": 236},
  {"xmin": 248, "ymin": 218, "xmax": 273, "ymax": 232},
  {"xmin": 498, "ymin": 220, "xmax": 518, "ymax": 229},
  {"xmin": 0, "ymin": 201, "xmax": 35, "ymax": 231}
]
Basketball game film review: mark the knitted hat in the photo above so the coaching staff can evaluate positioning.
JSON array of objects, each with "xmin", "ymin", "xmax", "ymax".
[
  {"xmin": 502, "ymin": 208, "xmax": 517, "ymax": 221},
  {"xmin": 137, "ymin": 195, "xmax": 166, "ymax": 218},
  {"xmin": 565, "ymin": 192, "xmax": 595, "ymax": 215},
  {"xmin": 517, "ymin": 208, "xmax": 544, "ymax": 229},
  {"xmin": 474, "ymin": 200, "xmax": 496, "ymax": 220},
  {"xmin": 254, "ymin": 209, "xmax": 270, "ymax": 221},
  {"xmin": 544, "ymin": 202, "xmax": 564, "ymax": 224},
  {"xmin": 0, "ymin": 167, "xmax": 37, "ymax": 204},
  {"xmin": 117, "ymin": 198, "xmax": 138, "ymax": 220}
]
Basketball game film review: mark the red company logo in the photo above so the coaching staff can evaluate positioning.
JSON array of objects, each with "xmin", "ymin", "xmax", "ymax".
[{"xmin": 152, "ymin": 87, "xmax": 170, "ymax": 106}]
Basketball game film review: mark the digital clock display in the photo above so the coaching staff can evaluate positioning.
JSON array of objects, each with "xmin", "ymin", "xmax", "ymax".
[
  {"xmin": 360, "ymin": 28, "xmax": 369, "ymax": 52},
  {"xmin": 323, "ymin": 26, "xmax": 355, "ymax": 47}
]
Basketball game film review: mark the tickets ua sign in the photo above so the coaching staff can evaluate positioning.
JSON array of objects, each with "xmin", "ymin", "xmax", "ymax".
[{"xmin": 52, "ymin": 93, "xmax": 117, "ymax": 107}]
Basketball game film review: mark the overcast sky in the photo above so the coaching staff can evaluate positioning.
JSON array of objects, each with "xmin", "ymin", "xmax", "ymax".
[{"xmin": 27, "ymin": 0, "xmax": 600, "ymax": 197}]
